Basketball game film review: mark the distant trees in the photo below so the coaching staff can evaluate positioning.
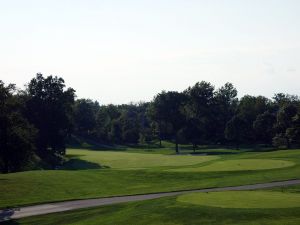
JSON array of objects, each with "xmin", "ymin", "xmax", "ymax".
[
  {"xmin": 151, "ymin": 91, "xmax": 186, "ymax": 153},
  {"xmin": 1, "ymin": 74, "xmax": 300, "ymax": 173},
  {"xmin": 273, "ymin": 103, "xmax": 299, "ymax": 148},
  {"xmin": 253, "ymin": 111, "xmax": 276, "ymax": 144},
  {"xmin": 68, "ymin": 82, "xmax": 300, "ymax": 152},
  {"xmin": 73, "ymin": 99, "xmax": 100, "ymax": 138}
]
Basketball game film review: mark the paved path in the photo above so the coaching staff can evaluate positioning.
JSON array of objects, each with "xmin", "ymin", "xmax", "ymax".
[{"xmin": 1, "ymin": 179, "xmax": 300, "ymax": 222}]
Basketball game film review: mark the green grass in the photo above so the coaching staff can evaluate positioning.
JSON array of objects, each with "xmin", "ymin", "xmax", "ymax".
[
  {"xmin": 0, "ymin": 148, "xmax": 300, "ymax": 209},
  {"xmin": 5, "ymin": 186, "xmax": 300, "ymax": 225},
  {"xmin": 177, "ymin": 191, "xmax": 300, "ymax": 208},
  {"xmin": 168, "ymin": 159, "xmax": 295, "ymax": 172},
  {"xmin": 66, "ymin": 149, "xmax": 219, "ymax": 169}
]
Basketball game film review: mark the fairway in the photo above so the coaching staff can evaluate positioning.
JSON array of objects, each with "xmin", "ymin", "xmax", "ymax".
[
  {"xmin": 177, "ymin": 191, "xmax": 300, "ymax": 208},
  {"xmin": 1, "ymin": 149, "xmax": 300, "ymax": 209},
  {"xmin": 5, "ymin": 185, "xmax": 300, "ymax": 225},
  {"xmin": 168, "ymin": 159, "xmax": 295, "ymax": 172},
  {"xmin": 66, "ymin": 149, "xmax": 219, "ymax": 169}
]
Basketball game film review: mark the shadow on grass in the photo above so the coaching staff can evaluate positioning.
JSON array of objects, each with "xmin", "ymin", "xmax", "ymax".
[
  {"xmin": 61, "ymin": 158, "xmax": 109, "ymax": 170},
  {"xmin": 0, "ymin": 220, "xmax": 19, "ymax": 225},
  {"xmin": 190, "ymin": 151, "xmax": 239, "ymax": 156},
  {"xmin": 0, "ymin": 209, "xmax": 19, "ymax": 224}
]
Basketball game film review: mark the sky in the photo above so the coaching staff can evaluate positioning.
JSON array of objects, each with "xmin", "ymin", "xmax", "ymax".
[{"xmin": 0, "ymin": 0, "xmax": 299, "ymax": 104}]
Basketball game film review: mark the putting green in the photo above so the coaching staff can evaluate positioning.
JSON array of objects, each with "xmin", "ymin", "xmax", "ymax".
[
  {"xmin": 67, "ymin": 149, "xmax": 219, "ymax": 169},
  {"xmin": 177, "ymin": 191, "xmax": 300, "ymax": 208},
  {"xmin": 168, "ymin": 159, "xmax": 295, "ymax": 172}
]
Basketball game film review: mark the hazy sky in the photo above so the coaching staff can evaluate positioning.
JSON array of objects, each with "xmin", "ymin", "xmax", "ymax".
[{"xmin": 0, "ymin": 0, "xmax": 299, "ymax": 104}]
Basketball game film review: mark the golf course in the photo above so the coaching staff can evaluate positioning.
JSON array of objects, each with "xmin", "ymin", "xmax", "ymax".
[{"xmin": 1, "ymin": 144, "xmax": 300, "ymax": 224}]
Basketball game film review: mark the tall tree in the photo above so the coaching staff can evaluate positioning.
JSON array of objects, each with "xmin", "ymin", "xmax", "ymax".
[
  {"xmin": 152, "ymin": 91, "xmax": 186, "ymax": 153},
  {"xmin": 214, "ymin": 83, "xmax": 238, "ymax": 143},
  {"xmin": 184, "ymin": 81, "xmax": 215, "ymax": 146},
  {"xmin": 25, "ymin": 74, "xmax": 75, "ymax": 166},
  {"xmin": 0, "ymin": 81, "xmax": 36, "ymax": 173},
  {"xmin": 274, "ymin": 104, "xmax": 298, "ymax": 148},
  {"xmin": 236, "ymin": 95, "xmax": 272, "ymax": 143}
]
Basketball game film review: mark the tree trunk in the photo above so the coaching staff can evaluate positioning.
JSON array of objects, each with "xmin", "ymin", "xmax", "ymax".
[
  {"xmin": 175, "ymin": 137, "xmax": 179, "ymax": 154},
  {"xmin": 0, "ymin": 119, "xmax": 9, "ymax": 173},
  {"xmin": 286, "ymin": 137, "xmax": 291, "ymax": 149},
  {"xmin": 159, "ymin": 121, "xmax": 162, "ymax": 148}
]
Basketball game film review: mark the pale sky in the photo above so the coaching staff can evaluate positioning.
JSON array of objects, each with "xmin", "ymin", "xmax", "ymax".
[{"xmin": 0, "ymin": 0, "xmax": 299, "ymax": 104}]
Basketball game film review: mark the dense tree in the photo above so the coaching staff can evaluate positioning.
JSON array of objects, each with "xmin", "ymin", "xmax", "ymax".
[
  {"xmin": 73, "ymin": 99, "xmax": 100, "ymax": 137},
  {"xmin": 25, "ymin": 74, "xmax": 75, "ymax": 166},
  {"xmin": 0, "ymin": 81, "xmax": 36, "ymax": 173},
  {"xmin": 152, "ymin": 91, "xmax": 186, "ymax": 153},
  {"xmin": 183, "ymin": 81, "xmax": 215, "ymax": 148},
  {"xmin": 213, "ymin": 83, "xmax": 238, "ymax": 143},
  {"xmin": 225, "ymin": 115, "xmax": 247, "ymax": 149},
  {"xmin": 235, "ymin": 95, "xmax": 272, "ymax": 143},
  {"xmin": 273, "ymin": 104, "xmax": 298, "ymax": 148},
  {"xmin": 253, "ymin": 112, "xmax": 276, "ymax": 144},
  {"xmin": 286, "ymin": 112, "xmax": 300, "ymax": 146}
]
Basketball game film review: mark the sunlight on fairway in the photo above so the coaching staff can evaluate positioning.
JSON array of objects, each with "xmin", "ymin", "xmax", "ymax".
[
  {"xmin": 67, "ymin": 149, "xmax": 219, "ymax": 169},
  {"xmin": 168, "ymin": 159, "xmax": 295, "ymax": 172}
]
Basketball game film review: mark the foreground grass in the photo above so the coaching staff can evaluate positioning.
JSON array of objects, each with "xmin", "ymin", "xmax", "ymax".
[
  {"xmin": 177, "ymin": 191, "xmax": 300, "ymax": 208},
  {"xmin": 0, "ymin": 149, "xmax": 299, "ymax": 208},
  {"xmin": 5, "ymin": 185, "xmax": 300, "ymax": 225}
]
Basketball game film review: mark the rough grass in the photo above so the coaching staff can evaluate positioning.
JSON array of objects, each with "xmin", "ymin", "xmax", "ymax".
[
  {"xmin": 5, "ymin": 186, "xmax": 300, "ymax": 225},
  {"xmin": 168, "ymin": 159, "xmax": 295, "ymax": 172},
  {"xmin": 177, "ymin": 191, "xmax": 300, "ymax": 208},
  {"xmin": 66, "ymin": 149, "xmax": 219, "ymax": 169}
]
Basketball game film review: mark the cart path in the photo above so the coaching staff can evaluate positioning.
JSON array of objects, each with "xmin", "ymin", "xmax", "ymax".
[{"xmin": 1, "ymin": 179, "xmax": 300, "ymax": 222}]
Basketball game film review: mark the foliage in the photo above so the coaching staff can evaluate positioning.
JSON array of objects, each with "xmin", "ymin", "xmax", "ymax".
[
  {"xmin": 25, "ymin": 74, "xmax": 75, "ymax": 166},
  {"xmin": 0, "ymin": 81, "xmax": 36, "ymax": 173},
  {"xmin": 1, "ymin": 74, "xmax": 300, "ymax": 172}
]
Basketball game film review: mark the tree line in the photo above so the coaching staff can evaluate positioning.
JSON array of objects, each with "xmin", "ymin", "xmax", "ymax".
[{"xmin": 1, "ymin": 74, "xmax": 299, "ymax": 173}]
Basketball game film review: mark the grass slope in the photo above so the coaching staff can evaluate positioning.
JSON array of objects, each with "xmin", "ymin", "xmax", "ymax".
[{"xmin": 0, "ymin": 149, "xmax": 300, "ymax": 208}]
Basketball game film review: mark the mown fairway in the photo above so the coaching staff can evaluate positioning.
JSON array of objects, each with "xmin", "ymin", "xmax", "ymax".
[
  {"xmin": 66, "ymin": 149, "xmax": 219, "ymax": 169},
  {"xmin": 168, "ymin": 159, "xmax": 295, "ymax": 172},
  {"xmin": 0, "ymin": 147, "xmax": 300, "ymax": 210},
  {"xmin": 4, "ymin": 185, "xmax": 300, "ymax": 225}
]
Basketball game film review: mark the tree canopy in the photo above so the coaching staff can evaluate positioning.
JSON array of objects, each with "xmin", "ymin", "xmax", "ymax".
[{"xmin": 1, "ymin": 74, "xmax": 300, "ymax": 173}]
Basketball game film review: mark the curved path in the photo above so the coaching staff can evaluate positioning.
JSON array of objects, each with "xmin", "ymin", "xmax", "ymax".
[{"xmin": 1, "ymin": 179, "xmax": 300, "ymax": 222}]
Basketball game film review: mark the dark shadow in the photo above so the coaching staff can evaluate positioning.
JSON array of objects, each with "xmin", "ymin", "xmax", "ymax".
[
  {"xmin": 61, "ymin": 158, "xmax": 107, "ymax": 170},
  {"xmin": 65, "ymin": 154, "xmax": 86, "ymax": 158},
  {"xmin": 190, "ymin": 151, "xmax": 239, "ymax": 156},
  {"xmin": 0, "ymin": 220, "xmax": 19, "ymax": 225},
  {"xmin": 0, "ymin": 209, "xmax": 19, "ymax": 224}
]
